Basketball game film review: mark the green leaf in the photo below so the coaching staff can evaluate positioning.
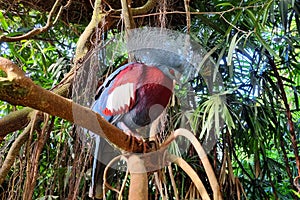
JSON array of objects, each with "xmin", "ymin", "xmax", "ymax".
[
  {"xmin": 197, "ymin": 43, "xmax": 221, "ymax": 73},
  {"xmin": 224, "ymin": 10, "xmax": 242, "ymax": 37},
  {"xmin": 279, "ymin": 0, "xmax": 288, "ymax": 32},
  {"xmin": 245, "ymin": 9, "xmax": 263, "ymax": 32},
  {"xmin": 216, "ymin": 3, "xmax": 234, "ymax": 7},
  {"xmin": 292, "ymin": 190, "xmax": 300, "ymax": 198},
  {"xmin": 245, "ymin": 9, "xmax": 256, "ymax": 27},
  {"xmin": 262, "ymin": 0, "xmax": 274, "ymax": 27},
  {"xmin": 295, "ymin": 12, "xmax": 300, "ymax": 35},
  {"xmin": 227, "ymin": 32, "xmax": 239, "ymax": 67},
  {"xmin": 0, "ymin": 11, "xmax": 8, "ymax": 31},
  {"xmin": 255, "ymin": 32, "xmax": 280, "ymax": 59},
  {"xmin": 214, "ymin": 45, "xmax": 226, "ymax": 82}
]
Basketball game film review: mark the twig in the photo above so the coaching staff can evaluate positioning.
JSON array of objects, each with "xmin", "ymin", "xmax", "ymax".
[
  {"xmin": 184, "ymin": 0, "xmax": 190, "ymax": 33},
  {"xmin": 118, "ymin": 165, "xmax": 129, "ymax": 200},
  {"xmin": 102, "ymin": 155, "xmax": 123, "ymax": 199},
  {"xmin": 0, "ymin": 114, "xmax": 36, "ymax": 185},
  {"xmin": 168, "ymin": 165, "xmax": 179, "ymax": 200},
  {"xmin": 158, "ymin": 0, "xmax": 166, "ymax": 28},
  {"xmin": 219, "ymin": 13, "xmax": 248, "ymax": 34},
  {"xmin": 0, "ymin": 0, "xmax": 70, "ymax": 42},
  {"xmin": 154, "ymin": 171, "xmax": 165, "ymax": 199},
  {"xmin": 121, "ymin": 0, "xmax": 135, "ymax": 61},
  {"xmin": 121, "ymin": 0, "xmax": 135, "ymax": 30}
]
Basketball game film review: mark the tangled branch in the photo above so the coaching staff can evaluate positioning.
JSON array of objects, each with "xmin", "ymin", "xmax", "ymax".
[
  {"xmin": 0, "ymin": 0, "xmax": 72, "ymax": 42},
  {"xmin": 0, "ymin": 113, "xmax": 37, "ymax": 185}
]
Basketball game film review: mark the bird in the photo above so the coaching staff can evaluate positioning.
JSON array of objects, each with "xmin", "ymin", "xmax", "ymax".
[{"xmin": 89, "ymin": 62, "xmax": 179, "ymax": 199}]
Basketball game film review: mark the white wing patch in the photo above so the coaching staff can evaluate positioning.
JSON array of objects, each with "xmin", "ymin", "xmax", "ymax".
[{"xmin": 106, "ymin": 83, "xmax": 135, "ymax": 114}]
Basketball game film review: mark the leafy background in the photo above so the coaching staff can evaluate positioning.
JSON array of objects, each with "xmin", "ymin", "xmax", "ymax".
[{"xmin": 0, "ymin": 0, "xmax": 300, "ymax": 199}]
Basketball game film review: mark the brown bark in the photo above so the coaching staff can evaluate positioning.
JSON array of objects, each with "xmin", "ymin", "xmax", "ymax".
[
  {"xmin": 75, "ymin": 0, "xmax": 105, "ymax": 59},
  {"xmin": 0, "ymin": 83, "xmax": 70, "ymax": 139},
  {"xmin": 0, "ymin": 116, "xmax": 34, "ymax": 185},
  {"xmin": 0, "ymin": 0, "xmax": 65, "ymax": 42},
  {"xmin": 128, "ymin": 155, "xmax": 148, "ymax": 200},
  {"xmin": 0, "ymin": 108, "xmax": 32, "ymax": 140},
  {"xmin": 0, "ymin": 0, "xmax": 159, "ymax": 27},
  {"xmin": 0, "ymin": 57, "xmax": 148, "ymax": 153},
  {"xmin": 121, "ymin": 0, "xmax": 135, "ymax": 30},
  {"xmin": 23, "ymin": 115, "xmax": 52, "ymax": 200},
  {"xmin": 0, "ymin": 0, "xmax": 185, "ymax": 34}
]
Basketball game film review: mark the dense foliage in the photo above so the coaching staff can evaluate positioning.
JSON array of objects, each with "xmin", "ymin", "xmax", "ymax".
[{"xmin": 0, "ymin": 0, "xmax": 299, "ymax": 199}]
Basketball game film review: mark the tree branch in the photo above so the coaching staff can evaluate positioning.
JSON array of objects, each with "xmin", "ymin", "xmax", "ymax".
[
  {"xmin": 0, "ymin": 82, "xmax": 70, "ymax": 139},
  {"xmin": 168, "ymin": 154, "xmax": 210, "ymax": 200},
  {"xmin": 0, "ymin": 114, "xmax": 36, "ymax": 185},
  {"xmin": 0, "ymin": 57, "xmax": 147, "ymax": 153},
  {"xmin": 131, "ymin": 0, "xmax": 157, "ymax": 15},
  {"xmin": 0, "ymin": 0, "xmax": 69, "ymax": 42},
  {"xmin": 110, "ymin": 0, "xmax": 158, "ymax": 17},
  {"xmin": 121, "ymin": 0, "xmax": 135, "ymax": 30},
  {"xmin": 184, "ymin": 0, "xmax": 191, "ymax": 33},
  {"xmin": 0, "ymin": 108, "xmax": 32, "ymax": 140},
  {"xmin": 75, "ymin": 0, "xmax": 105, "ymax": 60},
  {"xmin": 128, "ymin": 155, "xmax": 148, "ymax": 200},
  {"xmin": 162, "ymin": 129, "xmax": 222, "ymax": 200}
]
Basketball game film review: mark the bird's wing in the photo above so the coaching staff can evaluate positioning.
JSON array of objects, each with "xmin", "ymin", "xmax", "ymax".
[
  {"xmin": 103, "ymin": 82, "xmax": 136, "ymax": 115},
  {"xmin": 98, "ymin": 62, "xmax": 144, "ymax": 117}
]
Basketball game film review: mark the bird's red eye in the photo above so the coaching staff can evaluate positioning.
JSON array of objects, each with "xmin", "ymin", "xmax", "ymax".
[{"xmin": 169, "ymin": 69, "xmax": 175, "ymax": 76}]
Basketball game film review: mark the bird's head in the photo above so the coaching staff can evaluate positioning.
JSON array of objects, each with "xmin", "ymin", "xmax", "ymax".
[{"xmin": 131, "ymin": 48, "xmax": 186, "ymax": 81}]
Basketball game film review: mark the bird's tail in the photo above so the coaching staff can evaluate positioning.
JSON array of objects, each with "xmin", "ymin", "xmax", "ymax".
[{"xmin": 89, "ymin": 135, "xmax": 119, "ymax": 199}]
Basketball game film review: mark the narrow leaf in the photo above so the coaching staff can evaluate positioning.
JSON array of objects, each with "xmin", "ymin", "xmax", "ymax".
[
  {"xmin": 216, "ymin": 3, "xmax": 233, "ymax": 7},
  {"xmin": 279, "ymin": 0, "xmax": 288, "ymax": 33},
  {"xmin": 214, "ymin": 46, "xmax": 226, "ymax": 82},
  {"xmin": 0, "ymin": 11, "xmax": 8, "ymax": 31},
  {"xmin": 197, "ymin": 43, "xmax": 221, "ymax": 73},
  {"xmin": 227, "ymin": 32, "xmax": 239, "ymax": 67},
  {"xmin": 255, "ymin": 32, "xmax": 280, "ymax": 59}
]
